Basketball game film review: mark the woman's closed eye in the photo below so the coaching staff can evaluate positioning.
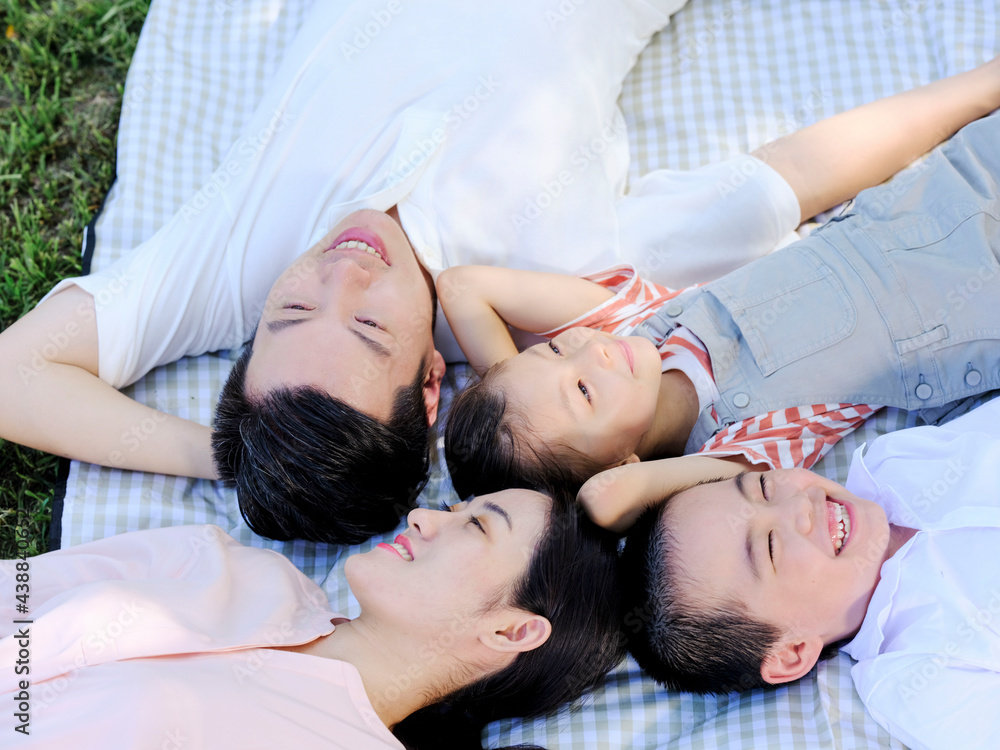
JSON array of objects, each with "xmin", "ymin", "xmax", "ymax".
[
  {"xmin": 467, "ymin": 515, "xmax": 486, "ymax": 534},
  {"xmin": 768, "ymin": 531, "xmax": 775, "ymax": 563}
]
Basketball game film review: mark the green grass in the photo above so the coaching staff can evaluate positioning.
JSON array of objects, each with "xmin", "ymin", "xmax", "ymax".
[{"xmin": 0, "ymin": 0, "xmax": 149, "ymax": 557}]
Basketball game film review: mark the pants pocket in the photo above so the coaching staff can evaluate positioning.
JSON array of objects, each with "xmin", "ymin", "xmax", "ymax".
[{"xmin": 706, "ymin": 247, "xmax": 857, "ymax": 377}]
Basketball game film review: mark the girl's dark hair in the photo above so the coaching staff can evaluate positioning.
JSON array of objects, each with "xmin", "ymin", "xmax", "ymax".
[
  {"xmin": 620, "ymin": 495, "xmax": 844, "ymax": 694},
  {"xmin": 394, "ymin": 485, "xmax": 625, "ymax": 749},
  {"xmin": 444, "ymin": 363, "xmax": 606, "ymax": 499},
  {"xmin": 212, "ymin": 345, "xmax": 430, "ymax": 544}
]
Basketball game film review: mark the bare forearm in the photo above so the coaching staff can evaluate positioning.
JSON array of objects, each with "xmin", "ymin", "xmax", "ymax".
[
  {"xmin": 578, "ymin": 455, "xmax": 745, "ymax": 533},
  {"xmin": 0, "ymin": 286, "xmax": 217, "ymax": 479},
  {"xmin": 755, "ymin": 55, "xmax": 1000, "ymax": 222},
  {"xmin": 441, "ymin": 266, "xmax": 613, "ymax": 333},
  {"xmin": 0, "ymin": 363, "xmax": 216, "ymax": 477},
  {"xmin": 438, "ymin": 267, "xmax": 520, "ymax": 372}
]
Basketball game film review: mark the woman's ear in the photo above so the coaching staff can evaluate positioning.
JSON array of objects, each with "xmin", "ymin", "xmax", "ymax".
[
  {"xmin": 423, "ymin": 350, "xmax": 447, "ymax": 426},
  {"xmin": 480, "ymin": 613, "xmax": 552, "ymax": 654},
  {"xmin": 760, "ymin": 636, "xmax": 824, "ymax": 684}
]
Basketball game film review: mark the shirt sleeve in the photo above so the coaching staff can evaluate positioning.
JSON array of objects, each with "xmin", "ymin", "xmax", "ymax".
[
  {"xmin": 0, "ymin": 525, "xmax": 206, "ymax": 630},
  {"xmin": 43, "ymin": 219, "xmax": 245, "ymax": 389},
  {"xmin": 697, "ymin": 403, "xmax": 878, "ymax": 469},
  {"xmin": 852, "ymin": 652, "xmax": 1000, "ymax": 750},
  {"xmin": 0, "ymin": 526, "xmax": 335, "ymax": 693},
  {"xmin": 542, "ymin": 265, "xmax": 682, "ymax": 338},
  {"xmin": 616, "ymin": 154, "xmax": 801, "ymax": 289}
]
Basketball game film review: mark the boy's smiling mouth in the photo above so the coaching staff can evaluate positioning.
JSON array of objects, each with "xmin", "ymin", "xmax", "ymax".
[{"xmin": 827, "ymin": 499, "xmax": 852, "ymax": 554}]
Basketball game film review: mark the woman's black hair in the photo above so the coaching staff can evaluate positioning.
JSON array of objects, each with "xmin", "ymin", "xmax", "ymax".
[
  {"xmin": 394, "ymin": 484, "xmax": 625, "ymax": 749},
  {"xmin": 444, "ymin": 363, "xmax": 606, "ymax": 499}
]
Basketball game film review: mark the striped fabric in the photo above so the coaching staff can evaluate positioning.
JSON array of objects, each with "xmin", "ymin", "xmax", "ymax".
[
  {"xmin": 545, "ymin": 264, "xmax": 880, "ymax": 471},
  {"xmin": 60, "ymin": 0, "xmax": 1000, "ymax": 748},
  {"xmin": 701, "ymin": 403, "xmax": 879, "ymax": 470}
]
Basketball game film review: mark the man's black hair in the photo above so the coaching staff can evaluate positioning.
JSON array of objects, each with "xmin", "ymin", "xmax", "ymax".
[
  {"xmin": 620, "ymin": 496, "xmax": 844, "ymax": 694},
  {"xmin": 212, "ymin": 345, "xmax": 430, "ymax": 544}
]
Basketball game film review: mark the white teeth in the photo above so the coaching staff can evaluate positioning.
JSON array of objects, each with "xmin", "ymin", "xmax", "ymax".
[
  {"xmin": 831, "ymin": 502, "xmax": 851, "ymax": 554},
  {"xmin": 333, "ymin": 240, "xmax": 380, "ymax": 257},
  {"xmin": 389, "ymin": 542, "xmax": 412, "ymax": 562}
]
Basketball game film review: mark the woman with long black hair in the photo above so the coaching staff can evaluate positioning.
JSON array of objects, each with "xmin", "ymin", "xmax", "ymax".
[{"xmin": 1, "ymin": 486, "xmax": 622, "ymax": 749}]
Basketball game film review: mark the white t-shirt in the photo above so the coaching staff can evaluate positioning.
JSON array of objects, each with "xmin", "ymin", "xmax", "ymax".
[
  {"xmin": 842, "ymin": 397, "xmax": 1000, "ymax": 750},
  {"xmin": 45, "ymin": 0, "xmax": 798, "ymax": 385}
]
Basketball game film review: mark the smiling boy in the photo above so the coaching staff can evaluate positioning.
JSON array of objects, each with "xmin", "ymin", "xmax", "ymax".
[{"xmin": 614, "ymin": 394, "xmax": 1000, "ymax": 750}]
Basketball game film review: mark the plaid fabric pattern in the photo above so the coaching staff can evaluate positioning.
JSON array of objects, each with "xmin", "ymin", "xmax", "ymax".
[{"xmin": 61, "ymin": 0, "xmax": 999, "ymax": 747}]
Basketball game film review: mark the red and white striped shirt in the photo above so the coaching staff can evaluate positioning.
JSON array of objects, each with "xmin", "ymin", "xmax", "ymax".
[{"xmin": 544, "ymin": 265, "xmax": 880, "ymax": 470}]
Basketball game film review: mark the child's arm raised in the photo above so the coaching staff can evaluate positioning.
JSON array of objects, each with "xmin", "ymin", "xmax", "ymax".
[
  {"xmin": 755, "ymin": 54, "xmax": 1000, "ymax": 223},
  {"xmin": 578, "ymin": 455, "xmax": 752, "ymax": 533},
  {"xmin": 437, "ymin": 265, "xmax": 615, "ymax": 373}
]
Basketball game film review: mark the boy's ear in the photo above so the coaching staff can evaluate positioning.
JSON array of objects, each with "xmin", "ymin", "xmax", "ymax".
[
  {"xmin": 423, "ymin": 350, "xmax": 447, "ymax": 426},
  {"xmin": 760, "ymin": 636, "xmax": 824, "ymax": 685}
]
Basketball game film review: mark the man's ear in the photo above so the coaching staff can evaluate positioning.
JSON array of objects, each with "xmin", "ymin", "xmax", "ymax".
[
  {"xmin": 479, "ymin": 612, "xmax": 552, "ymax": 655},
  {"xmin": 760, "ymin": 636, "xmax": 824, "ymax": 685},
  {"xmin": 423, "ymin": 350, "xmax": 447, "ymax": 426}
]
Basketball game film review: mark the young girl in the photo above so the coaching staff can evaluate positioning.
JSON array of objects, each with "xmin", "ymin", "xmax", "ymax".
[{"xmin": 438, "ymin": 59, "xmax": 1000, "ymax": 498}]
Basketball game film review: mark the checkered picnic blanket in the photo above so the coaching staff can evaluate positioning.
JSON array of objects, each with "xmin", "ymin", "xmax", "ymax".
[{"xmin": 59, "ymin": 1, "xmax": 999, "ymax": 747}]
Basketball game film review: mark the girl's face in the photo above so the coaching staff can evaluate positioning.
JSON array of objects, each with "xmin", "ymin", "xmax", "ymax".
[
  {"xmin": 346, "ymin": 489, "xmax": 551, "ymax": 642},
  {"xmin": 493, "ymin": 327, "xmax": 663, "ymax": 466}
]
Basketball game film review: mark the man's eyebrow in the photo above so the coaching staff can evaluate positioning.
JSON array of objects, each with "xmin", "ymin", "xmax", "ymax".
[
  {"xmin": 734, "ymin": 471, "xmax": 751, "ymax": 500},
  {"xmin": 266, "ymin": 318, "xmax": 308, "ymax": 335},
  {"xmin": 351, "ymin": 328, "xmax": 392, "ymax": 358},
  {"xmin": 482, "ymin": 500, "xmax": 513, "ymax": 531},
  {"xmin": 735, "ymin": 473, "xmax": 761, "ymax": 582}
]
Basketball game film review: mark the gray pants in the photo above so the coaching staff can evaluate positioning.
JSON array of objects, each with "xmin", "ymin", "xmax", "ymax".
[{"xmin": 652, "ymin": 110, "xmax": 1000, "ymax": 429}]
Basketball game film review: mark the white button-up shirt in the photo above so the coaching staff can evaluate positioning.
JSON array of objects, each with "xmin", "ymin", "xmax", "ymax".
[{"xmin": 843, "ymin": 397, "xmax": 1000, "ymax": 750}]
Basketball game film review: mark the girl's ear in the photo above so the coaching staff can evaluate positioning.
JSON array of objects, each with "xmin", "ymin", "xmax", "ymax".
[
  {"xmin": 479, "ymin": 613, "xmax": 552, "ymax": 655},
  {"xmin": 760, "ymin": 637, "xmax": 824, "ymax": 684}
]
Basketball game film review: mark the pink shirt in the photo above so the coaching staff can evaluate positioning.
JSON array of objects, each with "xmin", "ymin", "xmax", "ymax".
[{"xmin": 1, "ymin": 525, "xmax": 402, "ymax": 749}]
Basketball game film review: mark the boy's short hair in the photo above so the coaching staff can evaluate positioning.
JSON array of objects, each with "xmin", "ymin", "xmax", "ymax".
[
  {"xmin": 620, "ymin": 491, "xmax": 844, "ymax": 694},
  {"xmin": 443, "ymin": 361, "xmax": 605, "ymax": 498},
  {"xmin": 212, "ymin": 345, "xmax": 430, "ymax": 545}
]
